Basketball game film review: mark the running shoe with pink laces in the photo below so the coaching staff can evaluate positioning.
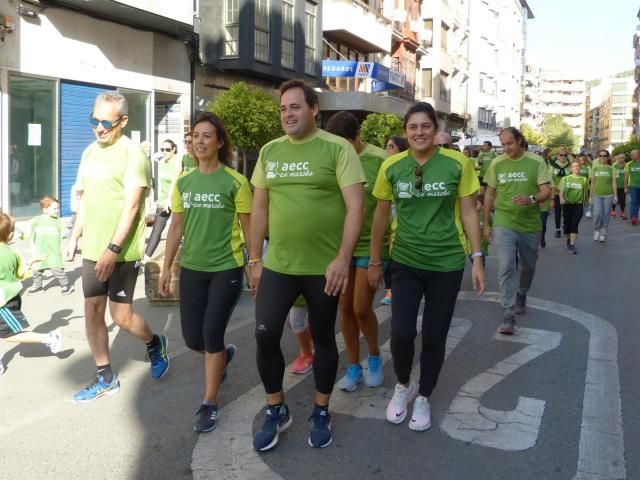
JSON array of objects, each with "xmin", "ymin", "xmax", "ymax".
[
  {"xmin": 292, "ymin": 353, "xmax": 313, "ymax": 374},
  {"xmin": 386, "ymin": 381, "xmax": 418, "ymax": 424}
]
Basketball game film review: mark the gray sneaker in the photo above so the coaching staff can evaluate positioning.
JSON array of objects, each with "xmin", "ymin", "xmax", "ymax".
[
  {"xmin": 499, "ymin": 314, "xmax": 516, "ymax": 335},
  {"xmin": 514, "ymin": 293, "xmax": 526, "ymax": 315}
]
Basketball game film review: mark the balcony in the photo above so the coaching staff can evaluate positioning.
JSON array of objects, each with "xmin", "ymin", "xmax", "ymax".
[{"xmin": 324, "ymin": 0, "xmax": 393, "ymax": 53}]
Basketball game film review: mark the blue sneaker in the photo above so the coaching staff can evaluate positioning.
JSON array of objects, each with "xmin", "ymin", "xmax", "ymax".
[
  {"xmin": 338, "ymin": 364, "xmax": 363, "ymax": 392},
  {"xmin": 253, "ymin": 403, "xmax": 292, "ymax": 452},
  {"xmin": 73, "ymin": 373, "xmax": 120, "ymax": 403},
  {"xmin": 365, "ymin": 354, "xmax": 384, "ymax": 387},
  {"xmin": 308, "ymin": 406, "xmax": 332, "ymax": 448},
  {"xmin": 146, "ymin": 334, "xmax": 170, "ymax": 379},
  {"xmin": 221, "ymin": 344, "xmax": 237, "ymax": 384}
]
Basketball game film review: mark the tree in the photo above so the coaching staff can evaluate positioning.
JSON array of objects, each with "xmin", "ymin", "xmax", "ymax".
[
  {"xmin": 612, "ymin": 138, "xmax": 640, "ymax": 158},
  {"xmin": 360, "ymin": 113, "xmax": 403, "ymax": 148},
  {"xmin": 520, "ymin": 123, "xmax": 545, "ymax": 147},
  {"xmin": 210, "ymin": 82, "xmax": 282, "ymax": 174},
  {"xmin": 541, "ymin": 115, "xmax": 576, "ymax": 151}
]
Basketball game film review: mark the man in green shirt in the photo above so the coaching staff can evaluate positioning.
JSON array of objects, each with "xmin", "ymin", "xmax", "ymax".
[
  {"xmin": 478, "ymin": 140, "xmax": 497, "ymax": 187},
  {"xmin": 249, "ymin": 80, "xmax": 365, "ymax": 451},
  {"xmin": 625, "ymin": 149, "xmax": 640, "ymax": 224},
  {"xmin": 182, "ymin": 132, "xmax": 196, "ymax": 173},
  {"xmin": 65, "ymin": 91, "xmax": 169, "ymax": 403},
  {"xmin": 483, "ymin": 128, "xmax": 551, "ymax": 335}
]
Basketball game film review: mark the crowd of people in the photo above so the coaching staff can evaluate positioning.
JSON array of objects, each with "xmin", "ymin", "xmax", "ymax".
[{"xmin": 1, "ymin": 79, "xmax": 637, "ymax": 451}]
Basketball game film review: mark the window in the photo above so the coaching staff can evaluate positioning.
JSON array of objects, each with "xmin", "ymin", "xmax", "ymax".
[
  {"xmin": 423, "ymin": 19, "xmax": 433, "ymax": 48},
  {"xmin": 254, "ymin": 0, "xmax": 270, "ymax": 62},
  {"xmin": 304, "ymin": 2, "xmax": 317, "ymax": 75},
  {"xmin": 282, "ymin": 0, "xmax": 295, "ymax": 69},
  {"xmin": 422, "ymin": 68, "xmax": 433, "ymax": 97},
  {"xmin": 478, "ymin": 107, "xmax": 496, "ymax": 130},
  {"xmin": 224, "ymin": 0, "xmax": 239, "ymax": 57},
  {"xmin": 440, "ymin": 22, "xmax": 449, "ymax": 51},
  {"xmin": 439, "ymin": 70, "xmax": 449, "ymax": 101}
]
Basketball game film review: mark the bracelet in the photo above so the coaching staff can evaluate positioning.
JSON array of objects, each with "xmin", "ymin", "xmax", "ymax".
[
  {"xmin": 247, "ymin": 259, "xmax": 263, "ymax": 266},
  {"xmin": 368, "ymin": 261, "xmax": 383, "ymax": 266},
  {"xmin": 470, "ymin": 252, "xmax": 484, "ymax": 258}
]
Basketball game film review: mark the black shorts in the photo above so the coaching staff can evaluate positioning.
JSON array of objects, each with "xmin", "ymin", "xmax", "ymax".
[
  {"xmin": 0, "ymin": 296, "xmax": 30, "ymax": 338},
  {"xmin": 82, "ymin": 259, "xmax": 140, "ymax": 304}
]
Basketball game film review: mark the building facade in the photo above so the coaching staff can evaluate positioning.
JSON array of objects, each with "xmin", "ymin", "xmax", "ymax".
[
  {"xmin": 632, "ymin": 9, "xmax": 640, "ymax": 138},
  {"xmin": 537, "ymin": 70, "xmax": 586, "ymax": 145},
  {"xmin": 1, "ymin": 0, "xmax": 194, "ymax": 218}
]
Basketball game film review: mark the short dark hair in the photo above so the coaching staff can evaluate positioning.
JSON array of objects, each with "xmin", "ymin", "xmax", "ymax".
[
  {"xmin": 191, "ymin": 112, "xmax": 234, "ymax": 167},
  {"xmin": 387, "ymin": 136, "xmax": 408, "ymax": 152},
  {"xmin": 403, "ymin": 102, "xmax": 439, "ymax": 130},
  {"xmin": 499, "ymin": 127, "xmax": 527, "ymax": 148},
  {"xmin": 40, "ymin": 195, "xmax": 59, "ymax": 209},
  {"xmin": 279, "ymin": 79, "xmax": 318, "ymax": 109},
  {"xmin": 483, "ymin": 141, "xmax": 493, "ymax": 148},
  {"xmin": 326, "ymin": 111, "xmax": 359, "ymax": 141},
  {"xmin": 0, "ymin": 213, "xmax": 15, "ymax": 243}
]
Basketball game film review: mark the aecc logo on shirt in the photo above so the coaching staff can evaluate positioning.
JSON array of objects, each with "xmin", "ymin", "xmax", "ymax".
[
  {"xmin": 266, "ymin": 161, "xmax": 314, "ymax": 179},
  {"xmin": 182, "ymin": 191, "xmax": 225, "ymax": 209},
  {"xmin": 498, "ymin": 172, "xmax": 529, "ymax": 184}
]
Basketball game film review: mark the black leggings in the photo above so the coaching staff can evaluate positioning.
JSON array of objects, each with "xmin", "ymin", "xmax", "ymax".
[
  {"xmin": 540, "ymin": 211, "xmax": 549, "ymax": 238},
  {"xmin": 255, "ymin": 268, "xmax": 339, "ymax": 395},
  {"xmin": 562, "ymin": 203, "xmax": 584, "ymax": 234},
  {"xmin": 554, "ymin": 194, "xmax": 562, "ymax": 230},
  {"xmin": 145, "ymin": 207, "xmax": 171, "ymax": 258},
  {"xmin": 179, "ymin": 266, "xmax": 242, "ymax": 354},
  {"xmin": 612, "ymin": 189, "xmax": 626, "ymax": 213},
  {"xmin": 390, "ymin": 261, "xmax": 463, "ymax": 397}
]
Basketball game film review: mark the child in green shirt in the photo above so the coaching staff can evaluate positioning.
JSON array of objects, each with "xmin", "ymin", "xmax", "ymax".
[
  {"xmin": 28, "ymin": 195, "xmax": 73, "ymax": 295},
  {"xmin": 0, "ymin": 212, "xmax": 62, "ymax": 375}
]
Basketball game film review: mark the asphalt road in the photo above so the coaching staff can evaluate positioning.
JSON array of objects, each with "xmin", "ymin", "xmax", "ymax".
[{"xmin": 1, "ymin": 215, "xmax": 638, "ymax": 480}]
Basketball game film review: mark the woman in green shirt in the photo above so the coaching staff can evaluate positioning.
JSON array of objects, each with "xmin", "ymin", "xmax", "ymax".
[
  {"xmin": 589, "ymin": 150, "xmax": 617, "ymax": 242},
  {"xmin": 611, "ymin": 154, "xmax": 627, "ymax": 219},
  {"xmin": 368, "ymin": 102, "xmax": 485, "ymax": 432},
  {"xmin": 559, "ymin": 161, "xmax": 589, "ymax": 254}
]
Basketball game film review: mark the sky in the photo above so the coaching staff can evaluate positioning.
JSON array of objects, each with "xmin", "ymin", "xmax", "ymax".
[{"xmin": 526, "ymin": 0, "xmax": 638, "ymax": 80}]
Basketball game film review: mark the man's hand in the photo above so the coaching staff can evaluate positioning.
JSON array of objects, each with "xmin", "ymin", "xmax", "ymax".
[
  {"xmin": 248, "ymin": 263, "xmax": 263, "ymax": 298},
  {"xmin": 367, "ymin": 264, "xmax": 384, "ymax": 290},
  {"xmin": 511, "ymin": 195, "xmax": 532, "ymax": 205},
  {"xmin": 64, "ymin": 238, "xmax": 78, "ymax": 262},
  {"xmin": 471, "ymin": 259, "xmax": 486, "ymax": 297},
  {"xmin": 159, "ymin": 268, "xmax": 172, "ymax": 297},
  {"xmin": 95, "ymin": 249, "xmax": 117, "ymax": 282},
  {"xmin": 325, "ymin": 256, "xmax": 350, "ymax": 296},
  {"xmin": 483, "ymin": 224, "xmax": 493, "ymax": 244}
]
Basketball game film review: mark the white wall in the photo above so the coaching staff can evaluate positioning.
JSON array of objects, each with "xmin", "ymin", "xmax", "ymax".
[{"xmin": 116, "ymin": 0, "xmax": 193, "ymax": 25}]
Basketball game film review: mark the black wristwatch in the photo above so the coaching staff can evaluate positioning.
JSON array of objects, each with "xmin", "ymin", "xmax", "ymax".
[
  {"xmin": 529, "ymin": 195, "xmax": 537, "ymax": 205},
  {"xmin": 107, "ymin": 243, "xmax": 122, "ymax": 254}
]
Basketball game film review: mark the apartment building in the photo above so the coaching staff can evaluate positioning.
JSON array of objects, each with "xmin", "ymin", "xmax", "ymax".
[
  {"xmin": 537, "ymin": 70, "xmax": 586, "ymax": 144},
  {"xmin": 585, "ymin": 76, "xmax": 635, "ymax": 152},
  {"xmin": 466, "ymin": 0, "xmax": 533, "ymax": 140},
  {"xmin": 522, "ymin": 64, "xmax": 542, "ymax": 128},
  {"xmin": 1, "ymin": 0, "xmax": 194, "ymax": 218},
  {"xmin": 632, "ymin": 9, "xmax": 640, "ymax": 137}
]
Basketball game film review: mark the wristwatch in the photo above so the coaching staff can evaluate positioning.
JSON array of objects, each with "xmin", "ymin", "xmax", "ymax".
[
  {"xmin": 529, "ymin": 195, "xmax": 537, "ymax": 205},
  {"xmin": 107, "ymin": 243, "xmax": 122, "ymax": 254}
]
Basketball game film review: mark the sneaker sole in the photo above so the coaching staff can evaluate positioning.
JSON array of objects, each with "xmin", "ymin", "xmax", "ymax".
[
  {"xmin": 73, "ymin": 383, "xmax": 121, "ymax": 404},
  {"xmin": 409, "ymin": 419, "xmax": 432, "ymax": 432},
  {"xmin": 339, "ymin": 377, "xmax": 363, "ymax": 392},
  {"xmin": 387, "ymin": 409, "xmax": 408, "ymax": 424},
  {"xmin": 256, "ymin": 414, "xmax": 293, "ymax": 452},
  {"xmin": 194, "ymin": 420, "xmax": 217, "ymax": 433},
  {"xmin": 498, "ymin": 327, "xmax": 514, "ymax": 335},
  {"xmin": 365, "ymin": 374, "xmax": 384, "ymax": 388},
  {"xmin": 292, "ymin": 365, "xmax": 313, "ymax": 375}
]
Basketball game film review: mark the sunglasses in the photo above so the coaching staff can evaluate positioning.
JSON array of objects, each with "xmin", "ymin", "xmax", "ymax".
[
  {"xmin": 598, "ymin": 154, "xmax": 609, "ymax": 158},
  {"xmin": 558, "ymin": 154, "xmax": 567, "ymax": 157},
  {"xmin": 89, "ymin": 115, "xmax": 123, "ymax": 130},
  {"xmin": 160, "ymin": 148, "xmax": 173, "ymax": 152},
  {"xmin": 415, "ymin": 165, "xmax": 423, "ymax": 190},
  {"xmin": 436, "ymin": 143, "xmax": 451, "ymax": 148}
]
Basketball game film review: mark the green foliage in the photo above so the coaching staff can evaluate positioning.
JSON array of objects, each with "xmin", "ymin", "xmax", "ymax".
[
  {"xmin": 612, "ymin": 138, "xmax": 640, "ymax": 157},
  {"xmin": 520, "ymin": 123, "xmax": 545, "ymax": 147},
  {"xmin": 614, "ymin": 69, "xmax": 633, "ymax": 78},
  {"xmin": 360, "ymin": 113, "xmax": 403, "ymax": 148},
  {"xmin": 541, "ymin": 115, "xmax": 576, "ymax": 151},
  {"xmin": 210, "ymin": 82, "xmax": 282, "ymax": 153}
]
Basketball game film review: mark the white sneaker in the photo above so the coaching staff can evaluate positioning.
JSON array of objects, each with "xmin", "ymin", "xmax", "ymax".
[
  {"xmin": 593, "ymin": 231, "xmax": 599, "ymax": 241},
  {"xmin": 386, "ymin": 381, "xmax": 418, "ymax": 424},
  {"xmin": 45, "ymin": 330, "xmax": 63, "ymax": 354},
  {"xmin": 599, "ymin": 233, "xmax": 606, "ymax": 243},
  {"xmin": 409, "ymin": 395, "xmax": 432, "ymax": 431}
]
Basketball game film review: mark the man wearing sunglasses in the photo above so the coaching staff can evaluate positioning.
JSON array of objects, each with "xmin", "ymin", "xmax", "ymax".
[{"xmin": 65, "ymin": 91, "xmax": 169, "ymax": 403}]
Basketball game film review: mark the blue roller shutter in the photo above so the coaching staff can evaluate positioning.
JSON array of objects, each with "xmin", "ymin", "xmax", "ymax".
[{"xmin": 59, "ymin": 81, "xmax": 114, "ymax": 217}]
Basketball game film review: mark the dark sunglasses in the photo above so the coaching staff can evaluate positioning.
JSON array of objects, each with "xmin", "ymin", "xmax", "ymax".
[
  {"xmin": 160, "ymin": 148, "xmax": 173, "ymax": 152},
  {"xmin": 436, "ymin": 143, "xmax": 451, "ymax": 148},
  {"xmin": 558, "ymin": 154, "xmax": 567, "ymax": 157},
  {"xmin": 89, "ymin": 115, "xmax": 123, "ymax": 130},
  {"xmin": 598, "ymin": 154, "xmax": 609, "ymax": 158},
  {"xmin": 415, "ymin": 165, "xmax": 423, "ymax": 190}
]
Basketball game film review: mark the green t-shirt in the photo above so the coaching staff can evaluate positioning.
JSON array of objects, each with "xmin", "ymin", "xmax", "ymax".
[
  {"xmin": 76, "ymin": 135, "xmax": 151, "ymax": 262},
  {"xmin": 157, "ymin": 157, "xmax": 182, "ymax": 204},
  {"xmin": 624, "ymin": 161, "xmax": 640, "ymax": 188},
  {"xmin": 485, "ymin": 152, "xmax": 552, "ymax": 233},
  {"xmin": 355, "ymin": 143, "xmax": 389, "ymax": 258},
  {"xmin": 30, "ymin": 214, "xmax": 64, "ymax": 270},
  {"xmin": 252, "ymin": 129, "xmax": 365, "ymax": 275},
  {"xmin": 591, "ymin": 164, "xmax": 615, "ymax": 197},
  {"xmin": 0, "ymin": 243, "xmax": 26, "ymax": 307},
  {"xmin": 559, "ymin": 174, "xmax": 588, "ymax": 204},
  {"xmin": 172, "ymin": 166, "xmax": 252, "ymax": 272},
  {"xmin": 478, "ymin": 151, "xmax": 497, "ymax": 178},
  {"xmin": 182, "ymin": 154, "xmax": 196, "ymax": 173},
  {"xmin": 550, "ymin": 158, "xmax": 570, "ymax": 187},
  {"xmin": 373, "ymin": 148, "xmax": 479, "ymax": 272},
  {"xmin": 579, "ymin": 165, "xmax": 591, "ymax": 180}
]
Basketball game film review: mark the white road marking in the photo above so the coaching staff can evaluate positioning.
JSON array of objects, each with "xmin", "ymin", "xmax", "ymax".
[
  {"xmin": 440, "ymin": 327, "xmax": 562, "ymax": 451},
  {"xmin": 457, "ymin": 292, "xmax": 626, "ymax": 480}
]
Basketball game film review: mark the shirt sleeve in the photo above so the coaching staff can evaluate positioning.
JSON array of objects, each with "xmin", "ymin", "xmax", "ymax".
[
  {"xmin": 336, "ymin": 142, "xmax": 366, "ymax": 189},
  {"xmin": 484, "ymin": 157, "xmax": 498, "ymax": 188},
  {"xmin": 171, "ymin": 177, "xmax": 184, "ymax": 213},
  {"xmin": 537, "ymin": 157, "xmax": 552, "ymax": 185},
  {"xmin": 251, "ymin": 146, "xmax": 268, "ymax": 189},
  {"xmin": 372, "ymin": 159, "xmax": 394, "ymax": 201},
  {"xmin": 124, "ymin": 145, "xmax": 152, "ymax": 190},
  {"xmin": 458, "ymin": 155, "xmax": 480, "ymax": 197},
  {"xmin": 234, "ymin": 175, "xmax": 253, "ymax": 214}
]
